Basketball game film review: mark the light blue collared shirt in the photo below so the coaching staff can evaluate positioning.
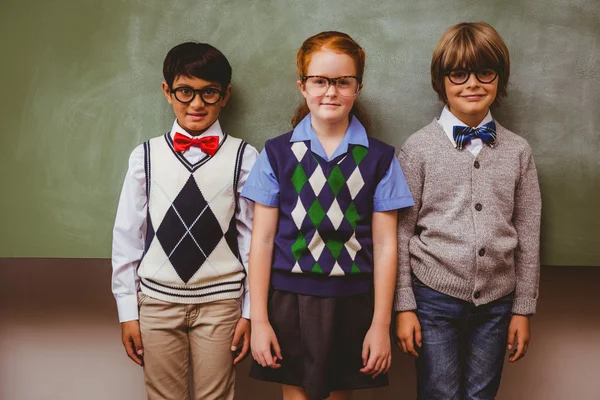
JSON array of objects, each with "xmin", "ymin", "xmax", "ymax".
[{"xmin": 241, "ymin": 114, "xmax": 414, "ymax": 212}]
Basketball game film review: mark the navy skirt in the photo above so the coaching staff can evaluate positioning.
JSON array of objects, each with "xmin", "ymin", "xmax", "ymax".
[{"xmin": 249, "ymin": 289, "xmax": 388, "ymax": 400}]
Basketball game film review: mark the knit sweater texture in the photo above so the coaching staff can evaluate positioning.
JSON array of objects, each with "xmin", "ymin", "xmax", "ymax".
[
  {"xmin": 137, "ymin": 133, "xmax": 247, "ymax": 305},
  {"xmin": 265, "ymin": 130, "xmax": 395, "ymax": 297},
  {"xmin": 395, "ymin": 120, "xmax": 541, "ymax": 315}
]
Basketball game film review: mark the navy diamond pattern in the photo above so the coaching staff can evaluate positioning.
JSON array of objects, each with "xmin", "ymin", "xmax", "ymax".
[{"xmin": 156, "ymin": 176, "xmax": 223, "ymax": 283}]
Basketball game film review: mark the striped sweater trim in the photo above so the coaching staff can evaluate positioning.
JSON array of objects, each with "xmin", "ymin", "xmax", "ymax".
[
  {"xmin": 140, "ymin": 276, "xmax": 244, "ymax": 304},
  {"xmin": 143, "ymin": 141, "xmax": 151, "ymax": 198},
  {"xmin": 233, "ymin": 140, "xmax": 247, "ymax": 211}
]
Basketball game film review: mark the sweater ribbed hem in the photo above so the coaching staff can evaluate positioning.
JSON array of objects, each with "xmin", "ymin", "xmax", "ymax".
[
  {"xmin": 394, "ymin": 287, "xmax": 417, "ymax": 312},
  {"xmin": 413, "ymin": 260, "xmax": 473, "ymax": 301},
  {"xmin": 271, "ymin": 270, "xmax": 372, "ymax": 297},
  {"xmin": 413, "ymin": 260, "xmax": 521, "ymax": 308},
  {"xmin": 140, "ymin": 277, "xmax": 244, "ymax": 305},
  {"xmin": 512, "ymin": 297, "xmax": 537, "ymax": 315}
]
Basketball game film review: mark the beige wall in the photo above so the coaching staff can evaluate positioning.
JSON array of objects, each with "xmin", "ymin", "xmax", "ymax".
[{"xmin": 0, "ymin": 259, "xmax": 598, "ymax": 400}]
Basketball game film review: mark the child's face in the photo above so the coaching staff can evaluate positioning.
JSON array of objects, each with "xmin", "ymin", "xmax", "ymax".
[
  {"xmin": 444, "ymin": 69, "xmax": 498, "ymax": 126},
  {"xmin": 298, "ymin": 50, "xmax": 358, "ymax": 126},
  {"xmin": 162, "ymin": 76, "xmax": 231, "ymax": 135}
]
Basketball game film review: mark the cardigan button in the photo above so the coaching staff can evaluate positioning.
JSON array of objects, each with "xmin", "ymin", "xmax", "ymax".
[
  {"xmin": 475, "ymin": 203, "xmax": 483, "ymax": 211},
  {"xmin": 474, "ymin": 161, "xmax": 480, "ymax": 169},
  {"xmin": 479, "ymin": 248, "xmax": 486, "ymax": 257},
  {"xmin": 474, "ymin": 291, "xmax": 481, "ymax": 299}
]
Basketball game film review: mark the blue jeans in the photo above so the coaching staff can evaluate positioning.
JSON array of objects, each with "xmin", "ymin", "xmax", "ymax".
[{"xmin": 413, "ymin": 277, "xmax": 513, "ymax": 400}]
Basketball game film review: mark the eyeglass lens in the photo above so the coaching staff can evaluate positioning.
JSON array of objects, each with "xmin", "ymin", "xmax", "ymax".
[
  {"xmin": 304, "ymin": 76, "xmax": 359, "ymax": 97},
  {"xmin": 447, "ymin": 68, "xmax": 498, "ymax": 85}
]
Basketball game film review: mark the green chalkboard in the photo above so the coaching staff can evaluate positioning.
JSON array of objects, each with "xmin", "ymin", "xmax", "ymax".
[{"xmin": 0, "ymin": 0, "xmax": 598, "ymax": 265}]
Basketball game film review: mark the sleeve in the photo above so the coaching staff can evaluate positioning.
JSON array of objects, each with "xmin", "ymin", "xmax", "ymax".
[
  {"xmin": 394, "ymin": 147, "xmax": 423, "ymax": 312},
  {"xmin": 373, "ymin": 156, "xmax": 415, "ymax": 212},
  {"xmin": 511, "ymin": 145, "xmax": 542, "ymax": 315},
  {"xmin": 111, "ymin": 145, "xmax": 147, "ymax": 323},
  {"xmin": 236, "ymin": 144, "xmax": 259, "ymax": 319},
  {"xmin": 239, "ymin": 147, "xmax": 280, "ymax": 207}
]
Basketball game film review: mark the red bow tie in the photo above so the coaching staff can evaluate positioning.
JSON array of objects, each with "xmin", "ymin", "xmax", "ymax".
[{"xmin": 173, "ymin": 132, "xmax": 219, "ymax": 155}]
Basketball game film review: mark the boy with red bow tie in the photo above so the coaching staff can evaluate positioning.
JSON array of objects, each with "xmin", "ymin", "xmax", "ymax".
[
  {"xmin": 394, "ymin": 22, "xmax": 542, "ymax": 399},
  {"xmin": 111, "ymin": 42, "xmax": 258, "ymax": 400}
]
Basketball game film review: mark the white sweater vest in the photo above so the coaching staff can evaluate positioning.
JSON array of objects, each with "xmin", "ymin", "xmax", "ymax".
[{"xmin": 138, "ymin": 132, "xmax": 247, "ymax": 304}]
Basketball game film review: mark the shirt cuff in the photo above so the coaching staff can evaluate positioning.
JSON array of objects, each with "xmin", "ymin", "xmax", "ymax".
[
  {"xmin": 394, "ymin": 287, "xmax": 417, "ymax": 312},
  {"xmin": 374, "ymin": 195, "xmax": 415, "ymax": 212},
  {"xmin": 116, "ymin": 294, "xmax": 139, "ymax": 323},
  {"xmin": 512, "ymin": 297, "xmax": 537, "ymax": 315},
  {"xmin": 241, "ymin": 291, "xmax": 250, "ymax": 319},
  {"xmin": 240, "ymin": 185, "xmax": 279, "ymax": 207}
]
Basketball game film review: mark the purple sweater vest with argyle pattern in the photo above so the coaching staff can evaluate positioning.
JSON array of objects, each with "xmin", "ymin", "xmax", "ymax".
[{"xmin": 265, "ymin": 131, "xmax": 395, "ymax": 297}]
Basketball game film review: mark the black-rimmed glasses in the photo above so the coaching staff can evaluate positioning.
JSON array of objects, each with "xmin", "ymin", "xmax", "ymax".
[
  {"xmin": 170, "ymin": 86, "xmax": 222, "ymax": 104},
  {"xmin": 301, "ymin": 75, "xmax": 362, "ymax": 97},
  {"xmin": 444, "ymin": 68, "xmax": 499, "ymax": 85}
]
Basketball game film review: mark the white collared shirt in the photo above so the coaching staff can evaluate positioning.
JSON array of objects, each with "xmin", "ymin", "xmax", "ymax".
[
  {"xmin": 438, "ymin": 106, "xmax": 493, "ymax": 157},
  {"xmin": 112, "ymin": 119, "xmax": 258, "ymax": 322}
]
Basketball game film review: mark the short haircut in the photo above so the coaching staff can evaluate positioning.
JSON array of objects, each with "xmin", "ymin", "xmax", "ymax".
[
  {"xmin": 431, "ymin": 22, "xmax": 510, "ymax": 104},
  {"xmin": 163, "ymin": 42, "xmax": 232, "ymax": 89}
]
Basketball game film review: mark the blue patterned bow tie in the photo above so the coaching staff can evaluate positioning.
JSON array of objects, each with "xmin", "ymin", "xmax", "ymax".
[{"xmin": 452, "ymin": 120, "xmax": 497, "ymax": 150}]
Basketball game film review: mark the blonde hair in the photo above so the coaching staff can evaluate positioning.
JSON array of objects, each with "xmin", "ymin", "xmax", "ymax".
[
  {"xmin": 291, "ymin": 31, "xmax": 371, "ymax": 132},
  {"xmin": 431, "ymin": 22, "xmax": 510, "ymax": 104}
]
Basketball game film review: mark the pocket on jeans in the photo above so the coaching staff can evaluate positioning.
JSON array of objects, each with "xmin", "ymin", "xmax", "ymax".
[
  {"xmin": 411, "ymin": 274, "xmax": 426, "ymax": 288},
  {"xmin": 137, "ymin": 292, "xmax": 148, "ymax": 308}
]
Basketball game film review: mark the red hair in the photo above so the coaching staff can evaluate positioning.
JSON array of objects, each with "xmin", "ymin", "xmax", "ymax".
[{"xmin": 291, "ymin": 31, "xmax": 371, "ymax": 132}]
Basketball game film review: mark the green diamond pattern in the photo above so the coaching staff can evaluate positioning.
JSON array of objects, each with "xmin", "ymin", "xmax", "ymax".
[
  {"xmin": 345, "ymin": 201, "xmax": 360, "ymax": 230},
  {"xmin": 312, "ymin": 263, "xmax": 324, "ymax": 274},
  {"xmin": 326, "ymin": 240, "xmax": 343, "ymax": 260},
  {"xmin": 327, "ymin": 165, "xmax": 345, "ymax": 196},
  {"xmin": 291, "ymin": 232, "xmax": 307, "ymax": 261},
  {"xmin": 290, "ymin": 147, "xmax": 369, "ymax": 276},
  {"xmin": 291, "ymin": 164, "xmax": 308, "ymax": 194},
  {"xmin": 352, "ymin": 146, "xmax": 368, "ymax": 165},
  {"xmin": 308, "ymin": 199, "xmax": 326, "ymax": 229}
]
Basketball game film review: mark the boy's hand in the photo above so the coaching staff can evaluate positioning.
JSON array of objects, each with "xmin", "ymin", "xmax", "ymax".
[
  {"xmin": 360, "ymin": 322, "xmax": 392, "ymax": 378},
  {"xmin": 231, "ymin": 317, "xmax": 251, "ymax": 365},
  {"xmin": 507, "ymin": 314, "xmax": 531, "ymax": 362},
  {"xmin": 394, "ymin": 311, "xmax": 422, "ymax": 357},
  {"xmin": 121, "ymin": 320, "xmax": 144, "ymax": 366},
  {"xmin": 250, "ymin": 321, "xmax": 282, "ymax": 369}
]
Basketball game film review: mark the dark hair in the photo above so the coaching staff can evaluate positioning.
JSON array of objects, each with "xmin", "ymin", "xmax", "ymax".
[
  {"xmin": 162, "ymin": 42, "xmax": 232, "ymax": 89},
  {"xmin": 291, "ymin": 31, "xmax": 371, "ymax": 133}
]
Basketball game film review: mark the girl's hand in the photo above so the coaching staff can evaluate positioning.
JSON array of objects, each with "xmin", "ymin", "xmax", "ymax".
[
  {"xmin": 250, "ymin": 320, "xmax": 282, "ymax": 369},
  {"xmin": 394, "ymin": 311, "xmax": 422, "ymax": 357},
  {"xmin": 507, "ymin": 315, "xmax": 531, "ymax": 362},
  {"xmin": 360, "ymin": 322, "xmax": 392, "ymax": 378},
  {"xmin": 231, "ymin": 317, "xmax": 251, "ymax": 365}
]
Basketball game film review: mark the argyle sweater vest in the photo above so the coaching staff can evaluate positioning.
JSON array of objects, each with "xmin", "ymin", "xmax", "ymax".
[
  {"xmin": 137, "ymin": 132, "xmax": 247, "ymax": 304},
  {"xmin": 265, "ymin": 131, "xmax": 395, "ymax": 296}
]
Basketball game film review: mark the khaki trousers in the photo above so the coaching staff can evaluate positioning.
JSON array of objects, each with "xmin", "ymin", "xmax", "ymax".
[{"xmin": 139, "ymin": 293, "xmax": 241, "ymax": 400}]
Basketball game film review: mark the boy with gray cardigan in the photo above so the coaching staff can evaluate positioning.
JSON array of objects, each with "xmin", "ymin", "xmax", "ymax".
[{"xmin": 394, "ymin": 22, "xmax": 541, "ymax": 400}]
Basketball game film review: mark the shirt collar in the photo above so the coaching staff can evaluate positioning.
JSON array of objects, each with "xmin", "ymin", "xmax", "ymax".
[
  {"xmin": 169, "ymin": 119, "xmax": 224, "ymax": 141},
  {"xmin": 438, "ymin": 105, "xmax": 493, "ymax": 146},
  {"xmin": 290, "ymin": 113, "xmax": 369, "ymax": 161}
]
